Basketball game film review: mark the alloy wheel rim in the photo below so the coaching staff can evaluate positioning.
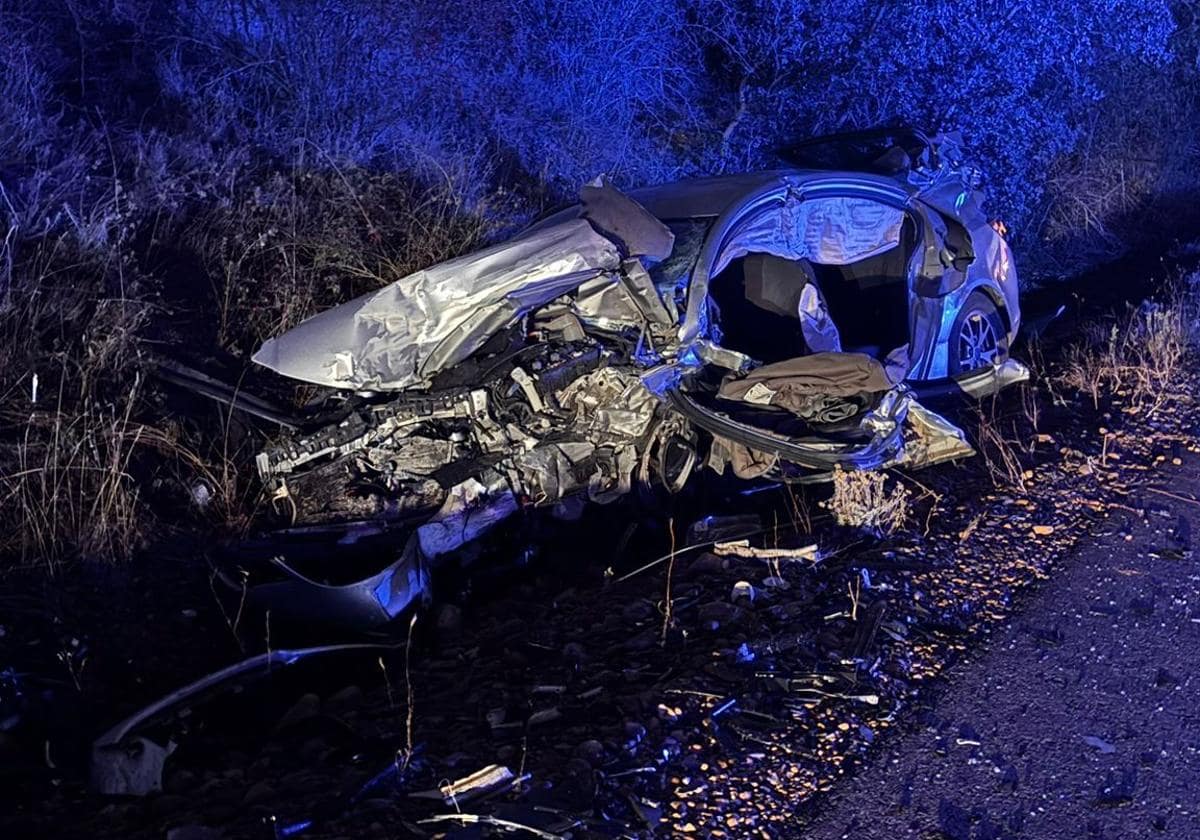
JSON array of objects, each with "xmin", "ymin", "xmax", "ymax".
[{"xmin": 958, "ymin": 311, "xmax": 999, "ymax": 370}]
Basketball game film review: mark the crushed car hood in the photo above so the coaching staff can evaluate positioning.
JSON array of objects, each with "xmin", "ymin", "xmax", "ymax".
[
  {"xmin": 253, "ymin": 217, "xmax": 623, "ymax": 391},
  {"xmin": 253, "ymin": 180, "xmax": 675, "ymax": 392}
]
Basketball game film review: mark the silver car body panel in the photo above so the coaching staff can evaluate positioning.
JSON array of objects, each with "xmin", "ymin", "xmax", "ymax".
[{"xmin": 252, "ymin": 217, "xmax": 624, "ymax": 391}]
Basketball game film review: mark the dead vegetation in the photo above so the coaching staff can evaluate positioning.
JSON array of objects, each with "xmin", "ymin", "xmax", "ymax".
[
  {"xmin": 826, "ymin": 467, "xmax": 910, "ymax": 536},
  {"xmin": 0, "ymin": 239, "xmax": 260, "ymax": 567},
  {"xmin": 1060, "ymin": 271, "xmax": 1200, "ymax": 416},
  {"xmin": 0, "ymin": 129, "xmax": 505, "ymax": 568},
  {"xmin": 189, "ymin": 164, "xmax": 510, "ymax": 357},
  {"xmin": 970, "ymin": 399, "xmax": 1030, "ymax": 493}
]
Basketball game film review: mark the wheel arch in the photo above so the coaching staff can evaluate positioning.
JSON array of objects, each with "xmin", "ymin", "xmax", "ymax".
[{"xmin": 974, "ymin": 284, "xmax": 1012, "ymax": 335}]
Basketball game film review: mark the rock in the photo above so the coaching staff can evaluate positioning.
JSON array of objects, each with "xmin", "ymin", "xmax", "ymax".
[
  {"xmin": 241, "ymin": 780, "xmax": 275, "ymax": 806},
  {"xmin": 1147, "ymin": 667, "xmax": 1176, "ymax": 691},
  {"xmin": 1032, "ymin": 525, "xmax": 1054, "ymax": 536},
  {"xmin": 564, "ymin": 756, "xmax": 593, "ymax": 780},
  {"xmin": 996, "ymin": 761, "xmax": 1019, "ymax": 792},
  {"xmin": 574, "ymin": 739, "xmax": 606, "ymax": 766},
  {"xmin": 730, "ymin": 580, "xmax": 756, "ymax": 604},
  {"xmin": 325, "ymin": 684, "xmax": 363, "ymax": 711},
  {"xmin": 697, "ymin": 601, "xmax": 741, "ymax": 628},
  {"xmin": 688, "ymin": 553, "xmax": 727, "ymax": 575},
  {"xmin": 1095, "ymin": 766, "xmax": 1137, "ymax": 807},
  {"xmin": 623, "ymin": 721, "xmax": 647, "ymax": 752},
  {"xmin": 436, "ymin": 604, "xmax": 463, "ymax": 635},
  {"xmin": 275, "ymin": 693, "xmax": 320, "ymax": 731},
  {"xmin": 1082, "ymin": 735, "xmax": 1116, "ymax": 754}
]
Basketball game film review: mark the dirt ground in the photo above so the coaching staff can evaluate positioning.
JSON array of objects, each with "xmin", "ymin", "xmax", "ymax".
[
  {"xmin": 800, "ymin": 456, "xmax": 1200, "ymax": 840},
  {"xmin": 3, "ymin": 254, "xmax": 1199, "ymax": 839}
]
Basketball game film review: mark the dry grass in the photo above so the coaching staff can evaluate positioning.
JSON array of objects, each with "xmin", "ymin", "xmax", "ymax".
[
  {"xmin": 970, "ymin": 400, "xmax": 1029, "ymax": 493},
  {"xmin": 827, "ymin": 467, "xmax": 910, "ymax": 536},
  {"xmin": 1059, "ymin": 272, "xmax": 1200, "ymax": 417},
  {"xmin": 2, "ymin": 387, "xmax": 258, "ymax": 570},
  {"xmin": 190, "ymin": 163, "xmax": 510, "ymax": 357},
  {"xmin": 0, "ymin": 242, "xmax": 259, "ymax": 570},
  {"xmin": 0, "ymin": 114, "xmax": 505, "ymax": 574}
]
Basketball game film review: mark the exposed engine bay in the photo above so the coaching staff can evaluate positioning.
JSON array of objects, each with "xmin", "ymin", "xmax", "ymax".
[{"xmin": 257, "ymin": 329, "xmax": 692, "ymax": 552}]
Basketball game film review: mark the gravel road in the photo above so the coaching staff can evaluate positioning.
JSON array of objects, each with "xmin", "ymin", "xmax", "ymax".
[{"xmin": 800, "ymin": 457, "xmax": 1200, "ymax": 839}]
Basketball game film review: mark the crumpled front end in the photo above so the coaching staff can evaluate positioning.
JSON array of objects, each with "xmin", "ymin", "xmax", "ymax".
[{"xmin": 253, "ymin": 178, "xmax": 680, "ymax": 392}]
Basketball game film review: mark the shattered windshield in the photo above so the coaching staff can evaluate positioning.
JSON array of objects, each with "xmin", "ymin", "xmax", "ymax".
[{"xmin": 648, "ymin": 218, "xmax": 712, "ymax": 321}]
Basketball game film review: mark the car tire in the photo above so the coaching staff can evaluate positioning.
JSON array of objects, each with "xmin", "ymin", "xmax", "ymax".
[{"xmin": 948, "ymin": 291, "xmax": 1007, "ymax": 376}]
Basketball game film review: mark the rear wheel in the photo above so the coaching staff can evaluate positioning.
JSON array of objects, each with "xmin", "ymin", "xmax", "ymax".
[{"xmin": 948, "ymin": 292, "xmax": 1006, "ymax": 375}]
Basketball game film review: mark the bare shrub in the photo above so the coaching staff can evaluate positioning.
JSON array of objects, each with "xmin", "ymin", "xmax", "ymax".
[
  {"xmin": 186, "ymin": 164, "xmax": 510, "ymax": 356},
  {"xmin": 1059, "ymin": 272, "xmax": 1200, "ymax": 416},
  {"xmin": 827, "ymin": 467, "xmax": 909, "ymax": 536},
  {"xmin": 970, "ymin": 401, "xmax": 1028, "ymax": 492},
  {"xmin": 1037, "ymin": 52, "xmax": 1200, "ymax": 265}
]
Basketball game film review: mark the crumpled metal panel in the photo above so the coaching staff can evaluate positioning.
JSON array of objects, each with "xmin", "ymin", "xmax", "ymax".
[
  {"xmin": 556, "ymin": 367, "xmax": 659, "ymax": 442},
  {"xmin": 572, "ymin": 258, "xmax": 677, "ymax": 339},
  {"xmin": 249, "ymin": 538, "xmax": 430, "ymax": 628},
  {"xmin": 889, "ymin": 399, "xmax": 976, "ymax": 469},
  {"xmin": 416, "ymin": 475, "xmax": 519, "ymax": 559},
  {"xmin": 252, "ymin": 218, "xmax": 622, "ymax": 391},
  {"xmin": 918, "ymin": 179, "xmax": 1019, "ymax": 333}
]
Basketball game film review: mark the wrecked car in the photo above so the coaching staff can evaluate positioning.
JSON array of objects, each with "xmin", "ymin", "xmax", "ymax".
[{"xmin": 247, "ymin": 129, "xmax": 1026, "ymax": 624}]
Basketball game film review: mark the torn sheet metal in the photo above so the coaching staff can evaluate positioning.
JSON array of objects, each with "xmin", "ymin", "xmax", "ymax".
[
  {"xmin": 891, "ymin": 399, "xmax": 976, "ymax": 469},
  {"xmin": 953, "ymin": 357, "xmax": 1030, "ymax": 399},
  {"xmin": 92, "ymin": 644, "xmax": 397, "ymax": 796},
  {"xmin": 249, "ymin": 538, "xmax": 430, "ymax": 630},
  {"xmin": 416, "ymin": 475, "xmax": 519, "ymax": 559},
  {"xmin": 706, "ymin": 434, "xmax": 779, "ymax": 480},
  {"xmin": 253, "ymin": 217, "xmax": 622, "ymax": 391}
]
